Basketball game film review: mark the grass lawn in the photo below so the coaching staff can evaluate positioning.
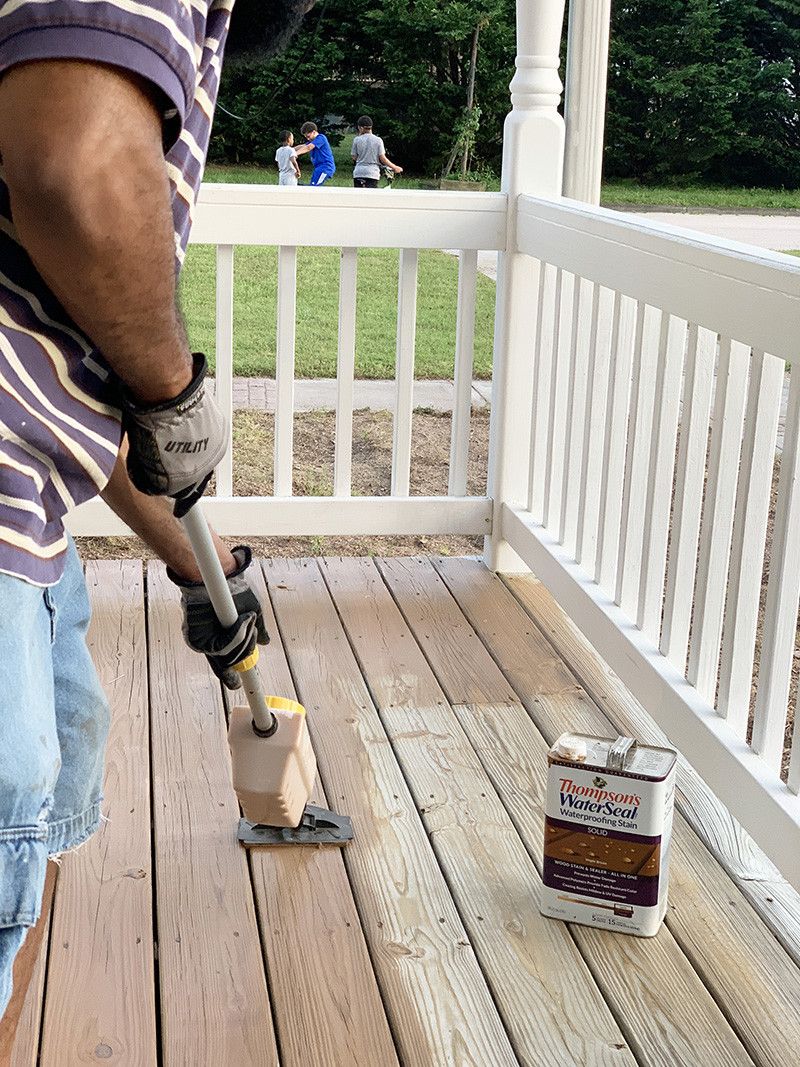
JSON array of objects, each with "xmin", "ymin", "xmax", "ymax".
[
  {"xmin": 180, "ymin": 244, "xmax": 497, "ymax": 379},
  {"xmin": 601, "ymin": 181, "xmax": 800, "ymax": 212},
  {"xmin": 205, "ymin": 140, "xmax": 799, "ymax": 210}
]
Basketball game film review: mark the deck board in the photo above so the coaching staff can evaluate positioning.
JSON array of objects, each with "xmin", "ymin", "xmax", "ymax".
[
  {"xmin": 434, "ymin": 557, "xmax": 800, "ymax": 1067},
  {"xmin": 147, "ymin": 564, "xmax": 278, "ymax": 1066},
  {"xmin": 264, "ymin": 557, "xmax": 519, "ymax": 1067},
  {"xmin": 321, "ymin": 556, "xmax": 633, "ymax": 1067},
  {"xmin": 14, "ymin": 555, "xmax": 800, "ymax": 1067},
  {"xmin": 10, "ymin": 898, "xmax": 50, "ymax": 1067},
  {"xmin": 236, "ymin": 563, "xmax": 398, "ymax": 1067},
  {"xmin": 379, "ymin": 556, "xmax": 755, "ymax": 1067}
]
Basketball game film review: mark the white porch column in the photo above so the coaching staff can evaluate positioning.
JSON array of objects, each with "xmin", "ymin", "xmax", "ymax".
[
  {"xmin": 484, "ymin": 0, "xmax": 566, "ymax": 572},
  {"xmin": 563, "ymin": 0, "xmax": 611, "ymax": 204}
]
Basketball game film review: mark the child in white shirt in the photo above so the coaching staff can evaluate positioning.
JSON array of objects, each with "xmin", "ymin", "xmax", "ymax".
[{"xmin": 275, "ymin": 131, "xmax": 301, "ymax": 186}]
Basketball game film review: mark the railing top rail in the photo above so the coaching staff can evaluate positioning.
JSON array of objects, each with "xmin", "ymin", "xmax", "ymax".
[
  {"xmin": 519, "ymin": 194, "xmax": 800, "ymax": 286},
  {"xmin": 191, "ymin": 185, "xmax": 508, "ymax": 250},
  {"xmin": 517, "ymin": 195, "xmax": 800, "ymax": 362}
]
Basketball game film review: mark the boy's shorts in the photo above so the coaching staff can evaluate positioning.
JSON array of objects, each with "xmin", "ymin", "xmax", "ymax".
[
  {"xmin": 279, "ymin": 173, "xmax": 299, "ymax": 186},
  {"xmin": 310, "ymin": 168, "xmax": 333, "ymax": 187},
  {"xmin": 0, "ymin": 538, "xmax": 109, "ymax": 1018}
]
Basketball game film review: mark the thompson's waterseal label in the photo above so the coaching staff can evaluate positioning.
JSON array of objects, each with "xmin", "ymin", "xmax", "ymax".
[{"xmin": 541, "ymin": 733, "xmax": 677, "ymax": 937}]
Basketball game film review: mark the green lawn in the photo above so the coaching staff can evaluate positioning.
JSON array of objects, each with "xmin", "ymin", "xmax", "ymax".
[
  {"xmin": 206, "ymin": 148, "xmax": 799, "ymax": 210},
  {"xmin": 601, "ymin": 181, "xmax": 800, "ymax": 212},
  {"xmin": 179, "ymin": 245, "xmax": 496, "ymax": 379}
]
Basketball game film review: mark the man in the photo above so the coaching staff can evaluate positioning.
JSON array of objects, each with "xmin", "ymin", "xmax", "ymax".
[
  {"xmin": 0, "ymin": 0, "xmax": 314, "ymax": 1053},
  {"xmin": 351, "ymin": 116, "xmax": 403, "ymax": 188},
  {"xmin": 294, "ymin": 121, "xmax": 337, "ymax": 186}
]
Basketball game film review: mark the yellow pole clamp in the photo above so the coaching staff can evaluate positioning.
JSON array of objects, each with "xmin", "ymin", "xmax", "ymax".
[
  {"xmin": 263, "ymin": 695, "xmax": 306, "ymax": 717},
  {"xmin": 232, "ymin": 647, "xmax": 260, "ymax": 674}
]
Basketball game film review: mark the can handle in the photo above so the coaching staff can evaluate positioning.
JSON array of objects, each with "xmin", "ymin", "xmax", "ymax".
[{"xmin": 607, "ymin": 736, "xmax": 637, "ymax": 771}]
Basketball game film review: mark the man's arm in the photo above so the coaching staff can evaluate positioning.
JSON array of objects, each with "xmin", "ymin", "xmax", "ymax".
[
  {"xmin": 293, "ymin": 142, "xmax": 314, "ymax": 156},
  {"xmin": 101, "ymin": 438, "xmax": 236, "ymax": 580},
  {"xmin": 0, "ymin": 60, "xmax": 191, "ymax": 405}
]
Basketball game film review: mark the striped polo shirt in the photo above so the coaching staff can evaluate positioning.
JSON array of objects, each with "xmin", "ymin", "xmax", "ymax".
[{"xmin": 0, "ymin": 0, "xmax": 231, "ymax": 585}]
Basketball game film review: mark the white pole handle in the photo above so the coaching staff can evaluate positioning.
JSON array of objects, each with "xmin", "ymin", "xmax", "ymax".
[{"xmin": 180, "ymin": 505, "xmax": 275, "ymax": 735}]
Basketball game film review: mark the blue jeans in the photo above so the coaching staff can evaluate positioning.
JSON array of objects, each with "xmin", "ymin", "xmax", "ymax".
[{"xmin": 0, "ymin": 538, "xmax": 109, "ymax": 1017}]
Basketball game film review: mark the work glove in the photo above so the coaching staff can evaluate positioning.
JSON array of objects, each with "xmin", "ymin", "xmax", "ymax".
[
  {"xmin": 167, "ymin": 546, "xmax": 270, "ymax": 689},
  {"xmin": 121, "ymin": 353, "xmax": 227, "ymax": 517}
]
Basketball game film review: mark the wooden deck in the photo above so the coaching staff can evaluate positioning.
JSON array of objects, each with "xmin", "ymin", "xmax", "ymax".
[{"xmin": 14, "ymin": 556, "xmax": 800, "ymax": 1067}]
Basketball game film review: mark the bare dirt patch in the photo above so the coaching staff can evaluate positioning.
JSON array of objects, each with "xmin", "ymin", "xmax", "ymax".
[{"xmin": 77, "ymin": 408, "xmax": 489, "ymax": 562}]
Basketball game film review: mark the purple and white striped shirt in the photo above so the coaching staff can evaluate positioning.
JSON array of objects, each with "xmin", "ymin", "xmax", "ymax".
[{"xmin": 0, "ymin": 0, "xmax": 232, "ymax": 584}]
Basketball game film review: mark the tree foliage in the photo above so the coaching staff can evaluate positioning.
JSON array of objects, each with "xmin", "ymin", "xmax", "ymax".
[
  {"xmin": 211, "ymin": 0, "xmax": 515, "ymax": 173},
  {"xmin": 213, "ymin": 0, "xmax": 800, "ymax": 187},
  {"xmin": 604, "ymin": 0, "xmax": 800, "ymax": 184}
]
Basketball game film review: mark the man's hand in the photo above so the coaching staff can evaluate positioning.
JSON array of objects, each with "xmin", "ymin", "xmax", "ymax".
[
  {"xmin": 121, "ymin": 353, "xmax": 228, "ymax": 513},
  {"xmin": 168, "ymin": 546, "xmax": 270, "ymax": 689}
]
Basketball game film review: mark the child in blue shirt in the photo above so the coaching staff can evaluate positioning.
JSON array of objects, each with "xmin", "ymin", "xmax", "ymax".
[{"xmin": 294, "ymin": 121, "xmax": 336, "ymax": 186}]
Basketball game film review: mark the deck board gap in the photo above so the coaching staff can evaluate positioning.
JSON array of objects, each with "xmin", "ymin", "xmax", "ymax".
[{"xmin": 144, "ymin": 563, "xmax": 166, "ymax": 1067}]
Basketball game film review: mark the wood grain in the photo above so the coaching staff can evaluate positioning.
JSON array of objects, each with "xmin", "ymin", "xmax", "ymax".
[
  {"xmin": 321, "ymin": 556, "xmax": 633, "ymax": 1067},
  {"xmin": 38, "ymin": 562, "xmax": 157, "ymax": 1065},
  {"xmin": 379, "ymin": 556, "xmax": 754, "ymax": 1067},
  {"xmin": 147, "ymin": 564, "xmax": 277, "ymax": 1067},
  {"xmin": 235, "ymin": 563, "xmax": 398, "ymax": 1067},
  {"xmin": 433, "ymin": 557, "xmax": 800, "ymax": 1067},
  {"xmin": 10, "ymin": 891, "xmax": 51, "ymax": 1067},
  {"xmin": 263, "ymin": 558, "xmax": 518, "ymax": 1067}
]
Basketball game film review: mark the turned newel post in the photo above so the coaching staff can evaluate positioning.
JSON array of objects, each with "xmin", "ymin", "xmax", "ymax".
[{"xmin": 484, "ymin": 0, "xmax": 566, "ymax": 572}]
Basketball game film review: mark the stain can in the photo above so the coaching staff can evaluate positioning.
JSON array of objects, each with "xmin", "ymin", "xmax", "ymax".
[{"xmin": 540, "ymin": 732, "xmax": 677, "ymax": 937}]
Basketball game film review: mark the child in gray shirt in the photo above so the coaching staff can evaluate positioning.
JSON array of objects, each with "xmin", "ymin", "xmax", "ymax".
[
  {"xmin": 351, "ymin": 116, "xmax": 403, "ymax": 188},
  {"xmin": 275, "ymin": 130, "xmax": 301, "ymax": 186}
]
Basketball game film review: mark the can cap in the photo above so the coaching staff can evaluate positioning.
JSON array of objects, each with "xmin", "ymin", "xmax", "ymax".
[{"xmin": 553, "ymin": 734, "xmax": 587, "ymax": 762}]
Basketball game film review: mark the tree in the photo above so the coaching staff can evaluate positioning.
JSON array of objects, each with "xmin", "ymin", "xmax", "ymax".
[
  {"xmin": 604, "ymin": 0, "xmax": 800, "ymax": 185},
  {"xmin": 211, "ymin": 0, "xmax": 516, "ymax": 176}
]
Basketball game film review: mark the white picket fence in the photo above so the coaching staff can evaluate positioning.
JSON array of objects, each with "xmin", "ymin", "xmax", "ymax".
[
  {"xmin": 502, "ymin": 195, "xmax": 800, "ymax": 887},
  {"xmin": 68, "ymin": 183, "xmax": 800, "ymax": 888}
]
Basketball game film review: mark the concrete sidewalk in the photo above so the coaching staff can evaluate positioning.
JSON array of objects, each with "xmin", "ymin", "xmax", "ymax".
[{"xmin": 221, "ymin": 376, "xmax": 493, "ymax": 412}]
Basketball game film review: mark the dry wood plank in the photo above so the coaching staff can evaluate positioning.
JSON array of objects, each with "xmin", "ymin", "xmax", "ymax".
[
  {"xmin": 39, "ymin": 561, "xmax": 156, "ymax": 1065},
  {"xmin": 234, "ymin": 563, "xmax": 398, "ymax": 1067},
  {"xmin": 379, "ymin": 557, "xmax": 755, "ymax": 1067},
  {"xmin": 500, "ymin": 569, "xmax": 800, "ymax": 969},
  {"xmin": 321, "ymin": 556, "xmax": 633, "ymax": 1067},
  {"xmin": 432, "ymin": 557, "xmax": 800, "ymax": 1067},
  {"xmin": 147, "ymin": 564, "xmax": 277, "ymax": 1067},
  {"xmin": 262, "ymin": 557, "xmax": 518, "ymax": 1067},
  {"xmin": 11, "ymin": 904, "xmax": 50, "ymax": 1067}
]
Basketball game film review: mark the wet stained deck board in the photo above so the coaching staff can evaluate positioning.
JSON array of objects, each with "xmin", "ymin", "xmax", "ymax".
[
  {"xmin": 38, "ymin": 562, "xmax": 157, "ymax": 1065},
  {"xmin": 145, "ymin": 564, "xmax": 278, "ymax": 1066},
  {"xmin": 14, "ymin": 556, "xmax": 800, "ymax": 1067},
  {"xmin": 232, "ymin": 563, "xmax": 398, "ymax": 1067}
]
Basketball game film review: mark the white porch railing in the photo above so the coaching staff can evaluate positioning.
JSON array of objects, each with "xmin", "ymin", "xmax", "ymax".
[
  {"xmin": 501, "ymin": 194, "xmax": 800, "ymax": 888},
  {"xmin": 68, "ymin": 185, "xmax": 506, "ymax": 537},
  {"xmin": 65, "ymin": 0, "xmax": 800, "ymax": 892}
]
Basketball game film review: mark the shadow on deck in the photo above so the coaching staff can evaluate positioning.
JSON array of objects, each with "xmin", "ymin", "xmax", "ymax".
[{"xmin": 15, "ymin": 557, "xmax": 800, "ymax": 1066}]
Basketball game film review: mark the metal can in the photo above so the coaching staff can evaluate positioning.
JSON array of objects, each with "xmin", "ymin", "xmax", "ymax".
[{"xmin": 540, "ymin": 732, "xmax": 677, "ymax": 937}]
